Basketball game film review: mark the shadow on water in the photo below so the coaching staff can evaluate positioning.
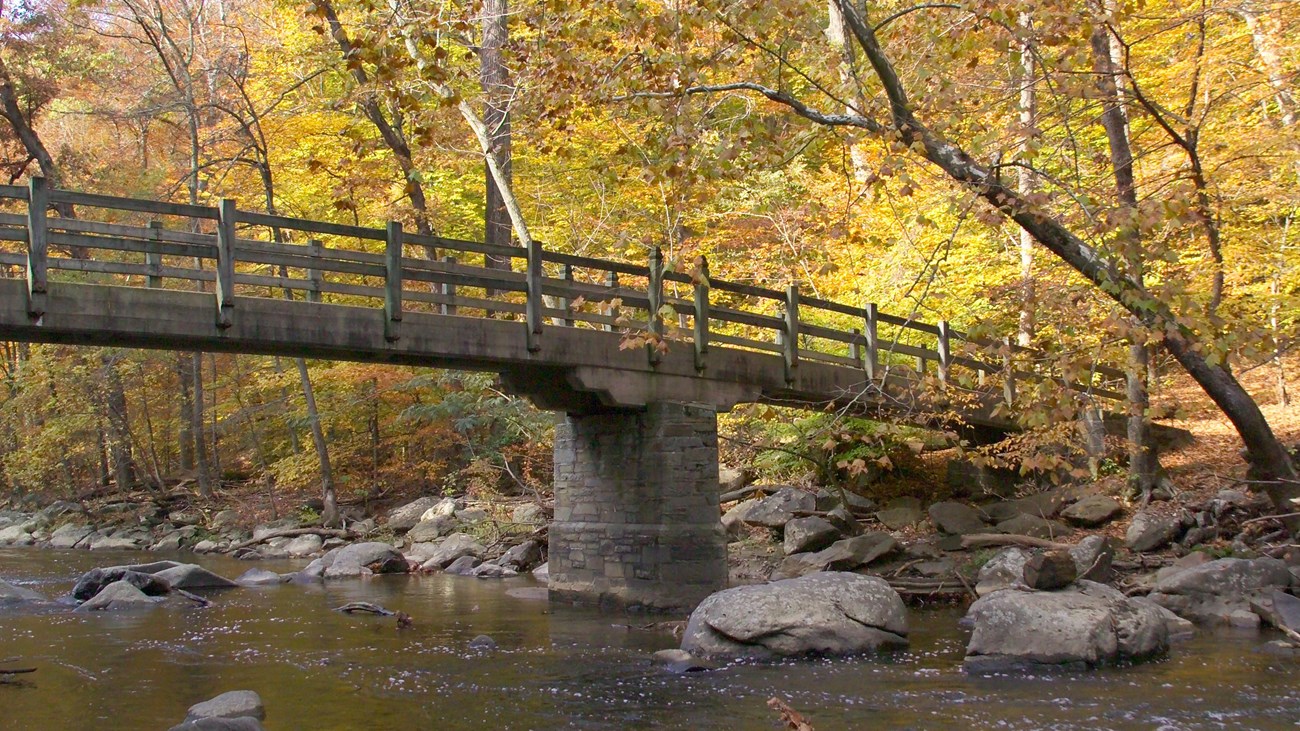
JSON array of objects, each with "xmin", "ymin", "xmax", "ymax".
[{"xmin": 2, "ymin": 547, "xmax": 1299, "ymax": 730}]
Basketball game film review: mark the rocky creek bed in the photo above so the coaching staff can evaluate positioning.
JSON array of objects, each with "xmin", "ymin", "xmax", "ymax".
[
  {"xmin": 4, "ymin": 479, "xmax": 1300, "ymax": 727},
  {"xmin": 3, "ymin": 547, "xmax": 1300, "ymax": 730}
]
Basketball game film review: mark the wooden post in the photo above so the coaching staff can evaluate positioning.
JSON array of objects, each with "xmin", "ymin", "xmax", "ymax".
[
  {"xmin": 440, "ymin": 255, "xmax": 457, "ymax": 315},
  {"xmin": 850, "ymin": 327, "xmax": 862, "ymax": 365},
  {"xmin": 307, "ymin": 239, "xmax": 323, "ymax": 304},
  {"xmin": 1002, "ymin": 336, "xmax": 1017, "ymax": 405},
  {"xmin": 648, "ymin": 246, "xmax": 664, "ymax": 365},
  {"xmin": 784, "ymin": 284, "xmax": 800, "ymax": 383},
  {"xmin": 384, "ymin": 221, "xmax": 403, "ymax": 342},
  {"xmin": 864, "ymin": 303, "xmax": 878, "ymax": 381},
  {"xmin": 215, "ymin": 199, "xmax": 237, "ymax": 329},
  {"xmin": 561, "ymin": 262, "xmax": 574, "ymax": 326},
  {"xmin": 937, "ymin": 320, "xmax": 952, "ymax": 385},
  {"xmin": 602, "ymin": 271, "xmax": 618, "ymax": 333},
  {"xmin": 693, "ymin": 256, "xmax": 710, "ymax": 372},
  {"xmin": 525, "ymin": 238, "xmax": 543, "ymax": 352},
  {"xmin": 915, "ymin": 355, "xmax": 927, "ymax": 375},
  {"xmin": 25, "ymin": 176, "xmax": 47, "ymax": 318},
  {"xmin": 146, "ymin": 221, "xmax": 164, "ymax": 289}
]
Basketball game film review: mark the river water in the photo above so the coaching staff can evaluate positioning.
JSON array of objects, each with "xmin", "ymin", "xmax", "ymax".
[{"xmin": 2, "ymin": 547, "xmax": 1298, "ymax": 730}]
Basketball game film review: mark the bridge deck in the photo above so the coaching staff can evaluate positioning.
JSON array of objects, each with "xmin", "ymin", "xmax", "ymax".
[{"xmin": 0, "ymin": 179, "xmax": 1127, "ymax": 426}]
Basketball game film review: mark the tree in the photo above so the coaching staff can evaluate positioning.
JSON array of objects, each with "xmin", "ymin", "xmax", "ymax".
[{"xmin": 631, "ymin": 0, "xmax": 1298, "ymax": 520}]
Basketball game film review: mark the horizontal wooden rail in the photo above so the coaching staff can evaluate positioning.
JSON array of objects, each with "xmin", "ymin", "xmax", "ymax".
[{"xmin": 0, "ymin": 179, "xmax": 1129, "ymax": 412}]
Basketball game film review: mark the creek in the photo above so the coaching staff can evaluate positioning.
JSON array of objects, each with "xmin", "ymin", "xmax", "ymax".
[{"xmin": 2, "ymin": 547, "xmax": 1298, "ymax": 730}]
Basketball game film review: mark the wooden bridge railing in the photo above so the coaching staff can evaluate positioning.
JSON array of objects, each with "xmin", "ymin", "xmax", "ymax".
[{"xmin": 0, "ymin": 179, "xmax": 1128, "ymax": 405}]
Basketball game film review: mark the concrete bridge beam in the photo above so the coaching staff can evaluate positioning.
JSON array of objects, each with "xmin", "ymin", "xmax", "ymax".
[{"xmin": 548, "ymin": 402, "xmax": 727, "ymax": 612}]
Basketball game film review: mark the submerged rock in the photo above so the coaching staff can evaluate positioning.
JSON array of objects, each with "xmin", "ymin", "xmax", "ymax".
[
  {"xmin": 0, "ymin": 578, "xmax": 46, "ymax": 604},
  {"xmin": 235, "ymin": 569, "xmax": 285, "ymax": 587},
  {"xmin": 681, "ymin": 572, "xmax": 908, "ymax": 660},
  {"xmin": 169, "ymin": 690, "xmax": 266, "ymax": 731},
  {"xmin": 964, "ymin": 581, "xmax": 1168, "ymax": 672},
  {"xmin": 76, "ymin": 580, "xmax": 164, "ymax": 611}
]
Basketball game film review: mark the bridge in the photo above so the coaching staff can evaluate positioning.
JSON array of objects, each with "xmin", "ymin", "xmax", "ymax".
[{"xmin": 0, "ymin": 178, "xmax": 1127, "ymax": 610}]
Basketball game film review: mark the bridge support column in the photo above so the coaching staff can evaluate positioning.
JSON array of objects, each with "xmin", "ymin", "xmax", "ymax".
[{"xmin": 549, "ymin": 402, "xmax": 727, "ymax": 612}]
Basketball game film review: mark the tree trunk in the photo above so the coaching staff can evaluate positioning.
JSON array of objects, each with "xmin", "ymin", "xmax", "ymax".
[
  {"xmin": 177, "ymin": 355, "xmax": 194, "ymax": 470},
  {"xmin": 480, "ymin": 0, "xmax": 513, "ymax": 272},
  {"xmin": 829, "ymin": 0, "xmax": 1298, "ymax": 518},
  {"xmin": 1090, "ymin": 17, "xmax": 1156, "ymax": 499},
  {"xmin": 826, "ymin": 0, "xmax": 870, "ymax": 181},
  {"xmin": 1015, "ymin": 12, "xmax": 1037, "ymax": 347},
  {"xmin": 1238, "ymin": 4, "xmax": 1297, "ymax": 127},
  {"xmin": 296, "ymin": 358, "xmax": 338, "ymax": 527},
  {"xmin": 191, "ymin": 352, "xmax": 211, "ymax": 497},
  {"xmin": 100, "ymin": 352, "xmax": 136, "ymax": 490}
]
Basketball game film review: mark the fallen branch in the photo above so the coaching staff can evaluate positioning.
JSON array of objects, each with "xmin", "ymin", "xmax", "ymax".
[
  {"xmin": 1241, "ymin": 511, "xmax": 1300, "ymax": 527},
  {"xmin": 226, "ymin": 527, "xmax": 355, "ymax": 552},
  {"xmin": 0, "ymin": 667, "xmax": 35, "ymax": 675},
  {"xmin": 334, "ymin": 601, "xmax": 395, "ymax": 616},
  {"xmin": 960, "ymin": 533, "xmax": 1071, "ymax": 551}
]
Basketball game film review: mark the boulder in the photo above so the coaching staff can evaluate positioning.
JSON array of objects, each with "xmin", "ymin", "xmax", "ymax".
[
  {"xmin": 468, "ymin": 563, "xmax": 518, "ymax": 578},
  {"xmin": 782, "ymin": 517, "xmax": 841, "ymax": 555},
  {"xmin": 285, "ymin": 534, "xmax": 323, "ymax": 558},
  {"xmin": 210, "ymin": 510, "xmax": 240, "ymax": 531},
  {"xmin": 72, "ymin": 566, "xmax": 176, "ymax": 601},
  {"xmin": 975, "ymin": 548, "xmax": 1030, "ymax": 596},
  {"xmin": 1251, "ymin": 590, "xmax": 1300, "ymax": 635},
  {"xmin": 152, "ymin": 533, "xmax": 186, "ymax": 552},
  {"xmin": 1147, "ymin": 557, "xmax": 1293, "ymax": 626},
  {"xmin": 874, "ymin": 506, "xmax": 923, "ymax": 530},
  {"xmin": 75, "ymin": 580, "xmax": 164, "ymax": 611},
  {"xmin": 778, "ymin": 532, "xmax": 897, "ymax": 578},
  {"xmin": 169, "ymin": 718, "xmax": 265, "ymax": 731},
  {"xmin": 994, "ymin": 514, "xmax": 1072, "ymax": 540},
  {"xmin": 1023, "ymin": 550, "xmax": 1078, "ymax": 591},
  {"xmin": 496, "ymin": 540, "xmax": 543, "ymax": 571},
  {"xmin": 444, "ymin": 555, "xmax": 482, "ymax": 575},
  {"xmin": 407, "ymin": 517, "xmax": 455, "ymax": 544},
  {"xmin": 823, "ymin": 505, "xmax": 862, "ymax": 536},
  {"xmin": 49, "ymin": 523, "xmax": 95, "ymax": 549},
  {"xmin": 1061, "ymin": 495, "xmax": 1122, "ymax": 527},
  {"xmin": 511, "ymin": 503, "xmax": 546, "ymax": 525},
  {"xmin": 386, "ymin": 497, "xmax": 441, "ymax": 532},
  {"xmin": 155, "ymin": 564, "xmax": 240, "ymax": 590},
  {"xmin": 532, "ymin": 562, "xmax": 549, "ymax": 581},
  {"xmin": 181, "ymin": 691, "xmax": 265, "ymax": 722},
  {"xmin": 87, "ymin": 532, "xmax": 146, "ymax": 551},
  {"xmin": 468, "ymin": 634, "xmax": 498, "ymax": 650},
  {"xmin": 681, "ymin": 572, "xmax": 909, "ymax": 660},
  {"xmin": 720, "ymin": 498, "xmax": 761, "ymax": 539},
  {"xmin": 741, "ymin": 487, "xmax": 815, "ymax": 530},
  {"xmin": 1068, "ymin": 535, "xmax": 1116, "ymax": 583},
  {"xmin": 651, "ymin": 648, "xmax": 716, "ymax": 674},
  {"xmin": 0, "ymin": 578, "xmax": 46, "ymax": 604},
  {"xmin": 419, "ymin": 534, "xmax": 487, "ymax": 571},
  {"xmin": 928, "ymin": 501, "xmax": 989, "ymax": 535},
  {"xmin": 718, "ymin": 467, "xmax": 750, "ymax": 493},
  {"xmin": 235, "ymin": 569, "xmax": 285, "ymax": 587},
  {"xmin": 455, "ymin": 508, "xmax": 489, "ymax": 524},
  {"xmin": 324, "ymin": 542, "xmax": 409, "ymax": 579},
  {"xmin": 0, "ymin": 525, "xmax": 33, "ymax": 545},
  {"xmin": 964, "ymin": 581, "xmax": 1169, "ymax": 672},
  {"xmin": 1125, "ymin": 510, "xmax": 1184, "ymax": 553},
  {"xmin": 192, "ymin": 540, "xmax": 220, "ymax": 554},
  {"xmin": 420, "ymin": 498, "xmax": 460, "ymax": 522}
]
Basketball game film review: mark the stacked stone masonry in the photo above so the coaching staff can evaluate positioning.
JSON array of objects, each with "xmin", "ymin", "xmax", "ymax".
[{"xmin": 548, "ymin": 402, "xmax": 727, "ymax": 611}]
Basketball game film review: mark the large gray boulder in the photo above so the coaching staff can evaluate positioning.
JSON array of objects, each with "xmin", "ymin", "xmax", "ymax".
[
  {"xmin": 778, "ymin": 532, "xmax": 897, "ymax": 578},
  {"xmin": 1125, "ymin": 510, "xmax": 1184, "ymax": 552},
  {"xmin": 0, "ymin": 525, "xmax": 34, "ymax": 545},
  {"xmin": 964, "ymin": 581, "xmax": 1169, "ymax": 672},
  {"xmin": 386, "ymin": 497, "xmax": 441, "ymax": 532},
  {"xmin": 420, "ymin": 533, "xmax": 487, "ymax": 571},
  {"xmin": 285, "ymin": 534, "xmax": 323, "ymax": 557},
  {"xmin": 681, "ymin": 572, "xmax": 908, "ymax": 660},
  {"xmin": 407, "ymin": 516, "xmax": 455, "ymax": 544},
  {"xmin": 323, "ymin": 542, "xmax": 409, "ymax": 578},
  {"xmin": 782, "ymin": 517, "xmax": 840, "ymax": 555},
  {"xmin": 155, "ymin": 564, "xmax": 240, "ymax": 590},
  {"xmin": 235, "ymin": 569, "xmax": 285, "ymax": 587},
  {"xmin": 1147, "ymin": 557, "xmax": 1293, "ymax": 626},
  {"xmin": 995, "ymin": 514, "xmax": 1072, "ymax": 540},
  {"xmin": 928, "ymin": 501, "xmax": 988, "ymax": 535},
  {"xmin": 720, "ymin": 498, "xmax": 761, "ymax": 540},
  {"xmin": 169, "ymin": 690, "xmax": 266, "ymax": 731},
  {"xmin": 49, "ymin": 523, "xmax": 95, "ymax": 549},
  {"xmin": 974, "ymin": 547, "xmax": 1030, "ymax": 596},
  {"xmin": 0, "ymin": 578, "xmax": 46, "ymax": 604},
  {"xmin": 1061, "ymin": 495, "xmax": 1122, "ymax": 527},
  {"xmin": 741, "ymin": 487, "xmax": 815, "ymax": 529},
  {"xmin": 75, "ymin": 580, "xmax": 164, "ymax": 611},
  {"xmin": 495, "ymin": 540, "xmax": 543, "ymax": 571},
  {"xmin": 72, "ymin": 565, "xmax": 178, "ymax": 601}
]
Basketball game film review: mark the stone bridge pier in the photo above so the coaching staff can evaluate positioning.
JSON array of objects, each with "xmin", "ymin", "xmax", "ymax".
[{"xmin": 547, "ymin": 402, "xmax": 728, "ymax": 612}]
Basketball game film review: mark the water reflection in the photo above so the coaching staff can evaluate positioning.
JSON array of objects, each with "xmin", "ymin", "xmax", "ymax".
[{"xmin": 2, "ymin": 547, "xmax": 1298, "ymax": 730}]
